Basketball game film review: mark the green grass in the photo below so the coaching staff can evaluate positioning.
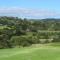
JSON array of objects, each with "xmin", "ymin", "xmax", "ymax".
[
  {"xmin": 49, "ymin": 42, "xmax": 60, "ymax": 47},
  {"xmin": 0, "ymin": 25, "xmax": 11, "ymax": 29},
  {"xmin": 0, "ymin": 45, "xmax": 60, "ymax": 60},
  {"xmin": 0, "ymin": 25, "xmax": 7, "ymax": 29}
]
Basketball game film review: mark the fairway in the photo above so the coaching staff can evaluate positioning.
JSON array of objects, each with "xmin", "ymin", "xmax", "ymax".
[{"xmin": 0, "ymin": 46, "xmax": 60, "ymax": 60}]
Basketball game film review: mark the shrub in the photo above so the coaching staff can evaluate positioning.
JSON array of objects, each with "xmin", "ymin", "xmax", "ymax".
[
  {"xmin": 11, "ymin": 35, "xmax": 39, "ymax": 47},
  {"xmin": 11, "ymin": 36, "xmax": 32, "ymax": 47}
]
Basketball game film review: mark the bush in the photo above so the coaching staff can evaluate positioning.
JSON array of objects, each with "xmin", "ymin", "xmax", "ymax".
[
  {"xmin": 11, "ymin": 35, "xmax": 39, "ymax": 47},
  {"xmin": 11, "ymin": 36, "xmax": 31, "ymax": 47}
]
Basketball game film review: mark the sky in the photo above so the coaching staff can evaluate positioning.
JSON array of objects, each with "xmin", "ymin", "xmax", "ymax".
[{"xmin": 0, "ymin": 0, "xmax": 60, "ymax": 19}]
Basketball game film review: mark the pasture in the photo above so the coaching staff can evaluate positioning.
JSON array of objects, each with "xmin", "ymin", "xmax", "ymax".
[{"xmin": 0, "ymin": 44, "xmax": 60, "ymax": 60}]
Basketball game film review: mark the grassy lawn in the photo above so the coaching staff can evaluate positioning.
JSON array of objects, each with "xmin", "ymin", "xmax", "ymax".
[{"xmin": 0, "ymin": 45, "xmax": 60, "ymax": 60}]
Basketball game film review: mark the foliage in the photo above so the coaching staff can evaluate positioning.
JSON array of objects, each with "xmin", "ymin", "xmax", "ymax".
[{"xmin": 0, "ymin": 16, "xmax": 60, "ymax": 48}]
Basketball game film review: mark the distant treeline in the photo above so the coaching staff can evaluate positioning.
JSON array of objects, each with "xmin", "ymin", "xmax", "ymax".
[{"xmin": 0, "ymin": 16, "xmax": 60, "ymax": 48}]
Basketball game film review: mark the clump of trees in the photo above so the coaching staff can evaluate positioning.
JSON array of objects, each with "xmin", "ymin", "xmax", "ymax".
[
  {"xmin": 11, "ymin": 35, "xmax": 39, "ymax": 47},
  {"xmin": 0, "ymin": 16, "xmax": 60, "ymax": 48}
]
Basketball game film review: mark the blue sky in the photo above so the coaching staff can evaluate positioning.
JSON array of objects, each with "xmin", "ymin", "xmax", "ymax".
[{"xmin": 0, "ymin": 0, "xmax": 60, "ymax": 19}]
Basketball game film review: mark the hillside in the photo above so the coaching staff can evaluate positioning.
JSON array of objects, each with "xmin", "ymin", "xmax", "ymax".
[{"xmin": 0, "ymin": 16, "xmax": 60, "ymax": 48}]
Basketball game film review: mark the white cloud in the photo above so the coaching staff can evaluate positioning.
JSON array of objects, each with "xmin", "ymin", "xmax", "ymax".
[{"xmin": 0, "ymin": 7, "xmax": 60, "ymax": 18}]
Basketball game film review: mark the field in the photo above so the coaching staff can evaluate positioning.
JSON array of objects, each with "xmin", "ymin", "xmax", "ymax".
[{"xmin": 0, "ymin": 44, "xmax": 60, "ymax": 60}]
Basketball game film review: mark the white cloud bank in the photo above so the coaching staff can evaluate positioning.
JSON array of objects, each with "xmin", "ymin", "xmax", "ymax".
[{"xmin": 0, "ymin": 7, "xmax": 60, "ymax": 18}]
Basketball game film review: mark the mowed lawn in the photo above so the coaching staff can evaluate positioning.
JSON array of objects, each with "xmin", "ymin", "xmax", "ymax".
[{"xmin": 0, "ymin": 45, "xmax": 60, "ymax": 60}]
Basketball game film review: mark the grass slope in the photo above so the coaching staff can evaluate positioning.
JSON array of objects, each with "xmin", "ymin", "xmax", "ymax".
[{"xmin": 0, "ymin": 45, "xmax": 60, "ymax": 60}]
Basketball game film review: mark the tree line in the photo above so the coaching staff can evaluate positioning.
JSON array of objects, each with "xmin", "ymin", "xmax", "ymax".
[{"xmin": 0, "ymin": 16, "xmax": 60, "ymax": 48}]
